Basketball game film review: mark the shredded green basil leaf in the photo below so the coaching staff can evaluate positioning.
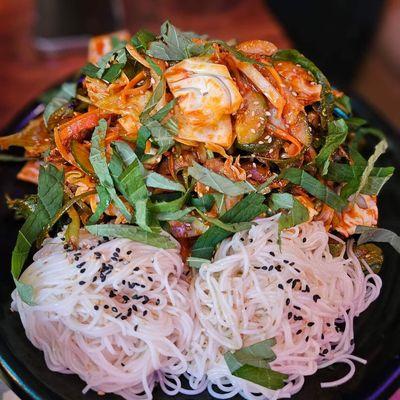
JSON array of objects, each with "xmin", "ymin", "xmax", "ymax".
[
  {"xmin": 280, "ymin": 168, "xmax": 347, "ymax": 211},
  {"xmin": 146, "ymin": 172, "xmax": 185, "ymax": 192},
  {"xmin": 356, "ymin": 226, "xmax": 400, "ymax": 254},
  {"xmin": 189, "ymin": 162, "xmax": 255, "ymax": 197},
  {"xmin": 86, "ymin": 224, "xmax": 175, "ymax": 249}
]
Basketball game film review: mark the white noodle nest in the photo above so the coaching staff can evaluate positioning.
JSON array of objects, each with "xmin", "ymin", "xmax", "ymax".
[
  {"xmin": 11, "ymin": 230, "xmax": 193, "ymax": 400},
  {"xmin": 185, "ymin": 216, "xmax": 382, "ymax": 400}
]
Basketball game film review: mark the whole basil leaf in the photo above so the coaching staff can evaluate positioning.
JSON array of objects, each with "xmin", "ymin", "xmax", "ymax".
[
  {"xmin": 131, "ymin": 29, "xmax": 156, "ymax": 52},
  {"xmin": 146, "ymin": 172, "xmax": 185, "ymax": 192}
]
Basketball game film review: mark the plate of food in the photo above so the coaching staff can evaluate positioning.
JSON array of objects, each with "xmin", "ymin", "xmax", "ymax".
[{"xmin": 0, "ymin": 22, "xmax": 399, "ymax": 400}]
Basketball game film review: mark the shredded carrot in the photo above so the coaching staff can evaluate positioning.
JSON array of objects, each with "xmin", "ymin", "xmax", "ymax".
[{"xmin": 269, "ymin": 125, "xmax": 303, "ymax": 156}]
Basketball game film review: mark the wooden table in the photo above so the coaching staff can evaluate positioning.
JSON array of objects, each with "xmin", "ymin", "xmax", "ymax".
[{"xmin": 0, "ymin": 0, "xmax": 290, "ymax": 132}]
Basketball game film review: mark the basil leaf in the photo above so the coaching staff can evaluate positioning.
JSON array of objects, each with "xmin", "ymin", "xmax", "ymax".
[
  {"xmin": 144, "ymin": 119, "xmax": 175, "ymax": 154},
  {"xmin": 190, "ymin": 194, "xmax": 215, "ymax": 211},
  {"xmin": 135, "ymin": 198, "xmax": 153, "ymax": 232},
  {"xmin": 189, "ymin": 161, "xmax": 255, "ymax": 197},
  {"xmin": 102, "ymin": 63, "xmax": 125, "ymax": 83},
  {"xmin": 11, "ymin": 164, "xmax": 64, "ymax": 304},
  {"xmin": 354, "ymin": 139, "xmax": 388, "ymax": 200},
  {"xmin": 140, "ymin": 78, "xmax": 166, "ymax": 123},
  {"xmin": 136, "ymin": 126, "xmax": 151, "ymax": 159},
  {"xmin": 356, "ymin": 226, "xmax": 400, "ymax": 254},
  {"xmin": 111, "ymin": 141, "xmax": 143, "ymax": 172},
  {"xmin": 118, "ymin": 158, "xmax": 148, "ymax": 205},
  {"xmin": 346, "ymin": 117, "xmax": 367, "ymax": 131},
  {"xmin": 272, "ymin": 49, "xmax": 333, "ymax": 128},
  {"xmin": 149, "ymin": 189, "xmax": 191, "ymax": 213},
  {"xmin": 90, "ymin": 119, "xmax": 131, "ymax": 221},
  {"xmin": 81, "ymin": 63, "xmax": 100, "ymax": 78},
  {"xmin": 326, "ymin": 164, "xmax": 394, "ymax": 196},
  {"xmin": 152, "ymin": 99, "xmax": 177, "ymax": 122},
  {"xmin": 315, "ymin": 119, "xmax": 348, "ymax": 175},
  {"xmin": 146, "ymin": 172, "xmax": 185, "ymax": 192},
  {"xmin": 280, "ymin": 168, "xmax": 346, "ymax": 211},
  {"xmin": 43, "ymin": 82, "xmax": 77, "ymax": 127},
  {"xmin": 87, "ymin": 185, "xmax": 111, "ymax": 224},
  {"xmin": 147, "ymin": 21, "xmax": 208, "ymax": 61},
  {"xmin": 86, "ymin": 224, "xmax": 175, "ymax": 249},
  {"xmin": 187, "ymin": 257, "xmax": 210, "ymax": 269},
  {"xmin": 131, "ymin": 29, "xmax": 156, "ymax": 52},
  {"xmin": 157, "ymin": 207, "xmax": 195, "ymax": 221},
  {"xmin": 270, "ymin": 193, "xmax": 309, "ymax": 232},
  {"xmin": 191, "ymin": 193, "xmax": 267, "ymax": 259},
  {"xmin": 196, "ymin": 209, "xmax": 252, "ymax": 233},
  {"xmin": 224, "ymin": 339, "xmax": 287, "ymax": 390}
]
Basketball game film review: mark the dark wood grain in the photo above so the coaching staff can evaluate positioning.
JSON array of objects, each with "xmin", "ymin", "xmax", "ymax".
[{"xmin": 0, "ymin": 0, "xmax": 290, "ymax": 132}]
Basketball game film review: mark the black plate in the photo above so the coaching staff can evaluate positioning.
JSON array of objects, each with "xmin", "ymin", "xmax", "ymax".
[{"xmin": 0, "ymin": 94, "xmax": 399, "ymax": 400}]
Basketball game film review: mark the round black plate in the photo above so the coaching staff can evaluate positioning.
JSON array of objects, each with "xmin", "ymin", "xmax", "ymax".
[{"xmin": 0, "ymin": 95, "xmax": 399, "ymax": 400}]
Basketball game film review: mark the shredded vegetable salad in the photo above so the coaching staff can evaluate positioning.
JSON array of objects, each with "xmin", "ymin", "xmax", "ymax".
[{"xmin": 2, "ymin": 21, "xmax": 400, "ymax": 397}]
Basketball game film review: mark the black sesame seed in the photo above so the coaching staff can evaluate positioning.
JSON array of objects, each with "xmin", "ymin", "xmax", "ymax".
[
  {"xmin": 116, "ymin": 313, "xmax": 122, "ymax": 318},
  {"xmin": 262, "ymin": 266, "xmax": 268, "ymax": 270},
  {"xmin": 350, "ymin": 338, "xmax": 354, "ymax": 345},
  {"xmin": 254, "ymin": 266, "xmax": 261, "ymax": 270},
  {"xmin": 140, "ymin": 284, "xmax": 145, "ymax": 288},
  {"xmin": 277, "ymin": 284, "xmax": 284, "ymax": 290},
  {"xmin": 121, "ymin": 316, "xmax": 127, "ymax": 320},
  {"xmin": 74, "ymin": 256, "xmax": 80, "ymax": 261},
  {"xmin": 288, "ymin": 312, "xmax": 293, "ymax": 319},
  {"xmin": 127, "ymin": 250, "xmax": 132, "ymax": 255},
  {"xmin": 143, "ymin": 310, "xmax": 148, "ymax": 316},
  {"xmin": 148, "ymin": 276, "xmax": 153, "ymax": 282},
  {"xmin": 112, "ymin": 307, "xmax": 118, "ymax": 312},
  {"xmin": 289, "ymin": 262, "xmax": 295, "ymax": 266},
  {"xmin": 113, "ymin": 252, "xmax": 119, "ymax": 258},
  {"xmin": 286, "ymin": 298, "xmax": 290, "ymax": 306},
  {"xmin": 275, "ymin": 265, "xmax": 282, "ymax": 272},
  {"xmin": 134, "ymin": 267, "xmax": 140, "ymax": 271},
  {"xmin": 92, "ymin": 276, "xmax": 97, "ymax": 282},
  {"xmin": 249, "ymin": 239, "xmax": 253, "ymax": 243},
  {"xmin": 313, "ymin": 294, "xmax": 321, "ymax": 302},
  {"xmin": 268, "ymin": 239, "xmax": 273, "ymax": 243},
  {"xmin": 122, "ymin": 280, "xmax": 126, "ymax": 285},
  {"xmin": 94, "ymin": 252, "xmax": 101, "ymax": 258},
  {"xmin": 134, "ymin": 325, "xmax": 138, "ymax": 331},
  {"xmin": 268, "ymin": 265, "xmax": 274, "ymax": 271},
  {"xmin": 116, "ymin": 248, "xmax": 120, "ymax": 253},
  {"xmin": 296, "ymin": 329, "xmax": 302, "ymax": 335},
  {"xmin": 293, "ymin": 305, "xmax": 301, "ymax": 311},
  {"xmin": 302, "ymin": 238, "xmax": 307, "ymax": 243},
  {"xmin": 77, "ymin": 261, "xmax": 86, "ymax": 268},
  {"xmin": 294, "ymin": 268, "xmax": 301, "ymax": 273},
  {"xmin": 240, "ymin": 238, "xmax": 245, "ymax": 241},
  {"xmin": 89, "ymin": 246, "xmax": 95, "ymax": 250},
  {"xmin": 61, "ymin": 237, "xmax": 65, "ymax": 241},
  {"xmin": 307, "ymin": 322, "xmax": 315, "ymax": 327},
  {"xmin": 322, "ymin": 349, "xmax": 329, "ymax": 355},
  {"xmin": 132, "ymin": 305, "xmax": 138, "ymax": 312},
  {"xmin": 121, "ymin": 363, "xmax": 125, "ymax": 367},
  {"xmin": 283, "ymin": 259, "xmax": 289, "ymax": 264},
  {"xmin": 104, "ymin": 305, "xmax": 109, "ymax": 309},
  {"xmin": 321, "ymin": 333, "xmax": 325, "ymax": 340},
  {"xmin": 103, "ymin": 236, "xmax": 110, "ymax": 241},
  {"xmin": 286, "ymin": 278, "xmax": 293, "ymax": 284},
  {"xmin": 269, "ymin": 251, "xmax": 275, "ymax": 257},
  {"xmin": 79, "ymin": 281, "xmax": 85, "ymax": 285},
  {"xmin": 305, "ymin": 336, "xmax": 309, "ymax": 342},
  {"xmin": 111, "ymin": 257, "xmax": 118, "ymax": 262},
  {"xmin": 94, "ymin": 305, "xmax": 99, "ymax": 310},
  {"xmin": 122, "ymin": 295, "xmax": 130, "ymax": 303},
  {"xmin": 109, "ymin": 291, "xmax": 116, "ymax": 298},
  {"xmin": 127, "ymin": 308, "xmax": 132, "ymax": 317},
  {"xmin": 80, "ymin": 268, "xmax": 86, "ymax": 273},
  {"xmin": 63, "ymin": 244, "xmax": 69, "ymax": 250},
  {"xmin": 156, "ymin": 299, "xmax": 160, "ymax": 305},
  {"xmin": 327, "ymin": 323, "xmax": 331, "ymax": 327},
  {"xmin": 142, "ymin": 296, "xmax": 150, "ymax": 305}
]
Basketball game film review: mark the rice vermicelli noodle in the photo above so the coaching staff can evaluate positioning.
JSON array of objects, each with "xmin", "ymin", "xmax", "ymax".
[
  {"xmin": 12, "ymin": 230, "xmax": 193, "ymax": 400},
  {"xmin": 184, "ymin": 216, "xmax": 382, "ymax": 399}
]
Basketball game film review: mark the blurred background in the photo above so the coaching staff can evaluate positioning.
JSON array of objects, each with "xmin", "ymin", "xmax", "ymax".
[{"xmin": 0, "ymin": 0, "xmax": 399, "ymax": 130}]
